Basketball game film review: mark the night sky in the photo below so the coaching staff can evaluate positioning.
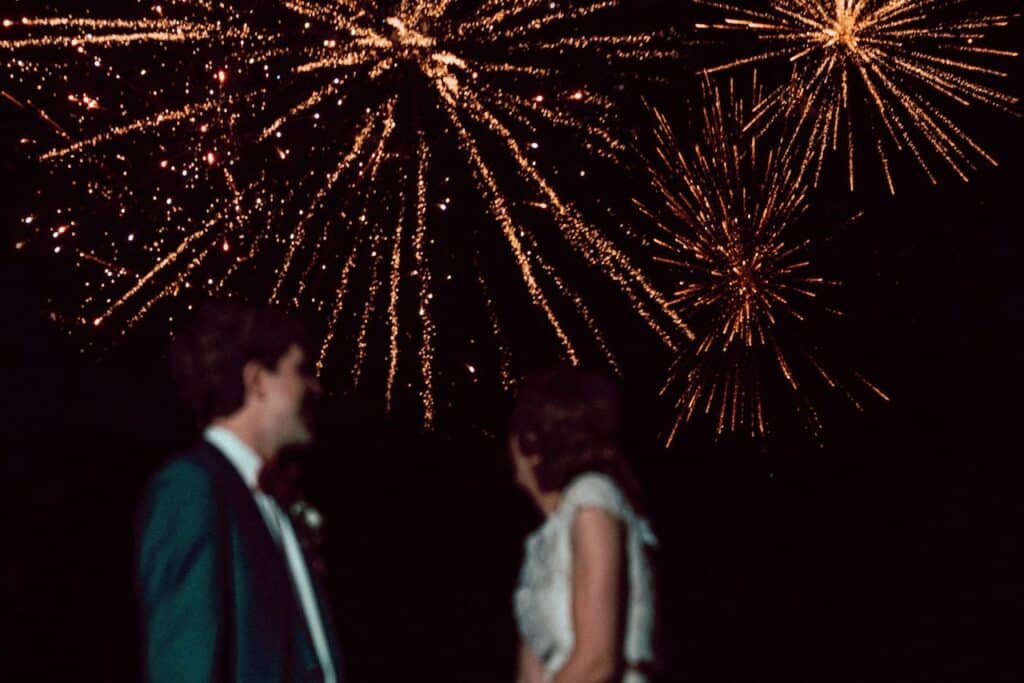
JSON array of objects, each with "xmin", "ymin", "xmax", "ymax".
[{"xmin": 2, "ymin": 2, "xmax": 1023, "ymax": 681}]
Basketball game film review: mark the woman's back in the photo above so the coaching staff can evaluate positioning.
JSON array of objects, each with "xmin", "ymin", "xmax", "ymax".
[{"xmin": 514, "ymin": 472, "xmax": 658, "ymax": 682}]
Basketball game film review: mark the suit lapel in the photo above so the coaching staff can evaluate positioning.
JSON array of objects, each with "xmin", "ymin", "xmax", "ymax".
[
  {"xmin": 199, "ymin": 444, "xmax": 322, "ymax": 679},
  {"xmin": 200, "ymin": 444, "xmax": 286, "ymax": 571},
  {"xmin": 307, "ymin": 561, "xmax": 345, "ymax": 680}
]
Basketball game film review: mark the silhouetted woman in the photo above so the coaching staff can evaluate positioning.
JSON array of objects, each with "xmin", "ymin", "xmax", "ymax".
[{"xmin": 510, "ymin": 368, "xmax": 658, "ymax": 683}]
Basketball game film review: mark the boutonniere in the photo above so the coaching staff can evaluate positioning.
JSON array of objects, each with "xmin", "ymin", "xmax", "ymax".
[
  {"xmin": 289, "ymin": 500, "xmax": 327, "ymax": 575},
  {"xmin": 260, "ymin": 458, "xmax": 328, "ymax": 574},
  {"xmin": 288, "ymin": 499, "xmax": 326, "ymax": 553}
]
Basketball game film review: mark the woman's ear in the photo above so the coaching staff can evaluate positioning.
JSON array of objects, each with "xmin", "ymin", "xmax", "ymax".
[{"xmin": 510, "ymin": 431, "xmax": 541, "ymax": 461}]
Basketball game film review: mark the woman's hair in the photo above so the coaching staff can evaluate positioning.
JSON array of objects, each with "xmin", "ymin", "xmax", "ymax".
[
  {"xmin": 509, "ymin": 366, "xmax": 644, "ymax": 509},
  {"xmin": 170, "ymin": 300, "xmax": 309, "ymax": 426}
]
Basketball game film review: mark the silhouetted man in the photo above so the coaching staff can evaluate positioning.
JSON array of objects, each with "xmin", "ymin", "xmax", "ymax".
[{"xmin": 136, "ymin": 302, "xmax": 342, "ymax": 682}]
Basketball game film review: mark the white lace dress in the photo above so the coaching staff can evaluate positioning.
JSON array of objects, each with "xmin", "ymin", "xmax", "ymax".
[{"xmin": 514, "ymin": 472, "xmax": 658, "ymax": 683}]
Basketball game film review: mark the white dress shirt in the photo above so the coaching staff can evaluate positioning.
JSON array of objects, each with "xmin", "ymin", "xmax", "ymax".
[{"xmin": 204, "ymin": 426, "xmax": 337, "ymax": 683}]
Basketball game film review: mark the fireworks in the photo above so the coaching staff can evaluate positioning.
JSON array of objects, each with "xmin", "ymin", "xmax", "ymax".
[
  {"xmin": 2, "ymin": 0, "xmax": 686, "ymax": 424},
  {"xmin": 695, "ymin": 0, "xmax": 1019, "ymax": 192},
  {"xmin": 637, "ymin": 78, "xmax": 887, "ymax": 441}
]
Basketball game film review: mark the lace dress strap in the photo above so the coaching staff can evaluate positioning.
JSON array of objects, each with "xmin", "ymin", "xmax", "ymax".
[
  {"xmin": 560, "ymin": 473, "xmax": 657, "ymax": 547},
  {"xmin": 562, "ymin": 472, "xmax": 626, "ymax": 515}
]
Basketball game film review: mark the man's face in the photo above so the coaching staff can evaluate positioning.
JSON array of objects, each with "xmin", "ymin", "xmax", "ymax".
[{"xmin": 261, "ymin": 344, "xmax": 320, "ymax": 449}]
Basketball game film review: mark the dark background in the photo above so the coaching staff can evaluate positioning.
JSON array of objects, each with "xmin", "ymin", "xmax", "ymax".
[{"xmin": 2, "ymin": 1, "xmax": 1023, "ymax": 681}]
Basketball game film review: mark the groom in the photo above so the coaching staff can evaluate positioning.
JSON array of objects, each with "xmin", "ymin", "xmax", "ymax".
[{"xmin": 136, "ymin": 302, "xmax": 343, "ymax": 682}]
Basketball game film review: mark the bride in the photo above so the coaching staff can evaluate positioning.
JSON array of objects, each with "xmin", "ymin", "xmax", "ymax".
[{"xmin": 510, "ymin": 367, "xmax": 659, "ymax": 683}]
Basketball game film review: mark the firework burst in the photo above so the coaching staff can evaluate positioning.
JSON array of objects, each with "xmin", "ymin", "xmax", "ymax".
[
  {"xmin": 2, "ymin": 0, "xmax": 687, "ymax": 425},
  {"xmin": 695, "ymin": 0, "xmax": 1019, "ymax": 193},
  {"xmin": 637, "ymin": 78, "xmax": 887, "ymax": 442}
]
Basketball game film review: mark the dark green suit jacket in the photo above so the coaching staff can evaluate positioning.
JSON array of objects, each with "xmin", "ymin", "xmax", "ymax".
[{"xmin": 136, "ymin": 442, "xmax": 344, "ymax": 682}]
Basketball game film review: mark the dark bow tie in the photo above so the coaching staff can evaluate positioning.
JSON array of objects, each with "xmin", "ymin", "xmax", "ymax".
[{"xmin": 257, "ymin": 457, "xmax": 303, "ymax": 508}]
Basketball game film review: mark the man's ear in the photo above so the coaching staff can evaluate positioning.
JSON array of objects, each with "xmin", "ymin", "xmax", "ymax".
[{"xmin": 242, "ymin": 360, "xmax": 266, "ymax": 401}]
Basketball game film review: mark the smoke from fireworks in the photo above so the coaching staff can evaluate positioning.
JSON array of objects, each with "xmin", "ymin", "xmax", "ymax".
[
  {"xmin": 695, "ymin": 0, "xmax": 1019, "ymax": 193},
  {"xmin": 2, "ymin": 0, "xmax": 687, "ymax": 425},
  {"xmin": 637, "ymin": 78, "xmax": 888, "ymax": 442}
]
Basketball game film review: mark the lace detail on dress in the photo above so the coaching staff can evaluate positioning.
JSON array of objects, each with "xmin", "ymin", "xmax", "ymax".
[
  {"xmin": 559, "ymin": 474, "xmax": 658, "ymax": 547},
  {"xmin": 561, "ymin": 472, "xmax": 627, "ymax": 516},
  {"xmin": 514, "ymin": 472, "xmax": 658, "ymax": 682}
]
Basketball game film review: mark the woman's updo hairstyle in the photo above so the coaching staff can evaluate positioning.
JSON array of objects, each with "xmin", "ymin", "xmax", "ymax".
[{"xmin": 510, "ymin": 366, "xmax": 642, "ymax": 506}]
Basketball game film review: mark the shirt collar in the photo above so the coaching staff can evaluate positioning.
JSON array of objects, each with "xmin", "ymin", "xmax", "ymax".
[{"xmin": 204, "ymin": 425, "xmax": 264, "ymax": 489}]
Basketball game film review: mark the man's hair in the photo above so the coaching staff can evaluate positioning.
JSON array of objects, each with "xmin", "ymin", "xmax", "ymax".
[
  {"xmin": 170, "ymin": 301, "xmax": 309, "ymax": 426},
  {"xmin": 510, "ymin": 366, "xmax": 644, "ymax": 509}
]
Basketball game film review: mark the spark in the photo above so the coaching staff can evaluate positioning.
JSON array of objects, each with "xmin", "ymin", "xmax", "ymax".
[
  {"xmin": 638, "ymin": 78, "xmax": 886, "ymax": 441},
  {"xmin": 696, "ymin": 0, "xmax": 1019, "ymax": 192},
  {"xmin": 4, "ymin": 0, "xmax": 686, "ymax": 424}
]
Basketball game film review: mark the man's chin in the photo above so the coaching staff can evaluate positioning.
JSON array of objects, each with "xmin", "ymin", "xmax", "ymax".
[
  {"xmin": 292, "ymin": 428, "xmax": 314, "ymax": 447},
  {"xmin": 297, "ymin": 422, "xmax": 316, "ymax": 445},
  {"xmin": 279, "ymin": 422, "xmax": 314, "ymax": 450}
]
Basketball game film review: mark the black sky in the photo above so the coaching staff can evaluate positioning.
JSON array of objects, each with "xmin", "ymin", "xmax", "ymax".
[{"xmin": 2, "ymin": 2, "xmax": 1022, "ymax": 681}]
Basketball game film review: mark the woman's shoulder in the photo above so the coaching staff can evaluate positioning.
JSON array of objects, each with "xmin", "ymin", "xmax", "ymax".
[
  {"xmin": 561, "ymin": 471, "xmax": 629, "ymax": 517},
  {"xmin": 561, "ymin": 472, "xmax": 658, "ymax": 546}
]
